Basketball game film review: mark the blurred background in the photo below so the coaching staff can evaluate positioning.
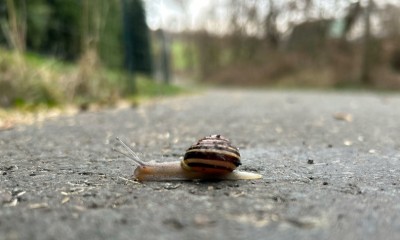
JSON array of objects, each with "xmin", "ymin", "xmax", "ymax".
[{"xmin": 0, "ymin": 0, "xmax": 399, "ymax": 112}]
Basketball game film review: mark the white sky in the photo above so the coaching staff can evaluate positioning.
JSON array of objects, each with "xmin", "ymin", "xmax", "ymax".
[
  {"xmin": 144, "ymin": 0, "xmax": 400, "ymax": 34},
  {"xmin": 145, "ymin": 0, "xmax": 214, "ymax": 31}
]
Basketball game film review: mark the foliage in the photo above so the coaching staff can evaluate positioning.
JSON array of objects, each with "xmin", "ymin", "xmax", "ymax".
[
  {"xmin": 0, "ymin": 0, "xmax": 162, "ymax": 111},
  {"xmin": 170, "ymin": 1, "xmax": 400, "ymax": 89},
  {"xmin": 0, "ymin": 48, "xmax": 180, "ymax": 109},
  {"xmin": 0, "ymin": 0, "xmax": 152, "ymax": 72}
]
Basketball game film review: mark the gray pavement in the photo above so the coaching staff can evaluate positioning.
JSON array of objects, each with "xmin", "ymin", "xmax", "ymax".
[{"xmin": 1, "ymin": 89, "xmax": 400, "ymax": 240}]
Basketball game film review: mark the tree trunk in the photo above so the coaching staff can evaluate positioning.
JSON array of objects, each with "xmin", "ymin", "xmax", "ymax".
[{"xmin": 360, "ymin": 0, "xmax": 373, "ymax": 85}]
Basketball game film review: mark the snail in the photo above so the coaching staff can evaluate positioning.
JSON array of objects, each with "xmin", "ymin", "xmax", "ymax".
[{"xmin": 114, "ymin": 135, "xmax": 262, "ymax": 181}]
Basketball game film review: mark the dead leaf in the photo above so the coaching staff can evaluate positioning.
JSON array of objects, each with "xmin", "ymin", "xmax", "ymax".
[{"xmin": 333, "ymin": 112, "xmax": 353, "ymax": 122}]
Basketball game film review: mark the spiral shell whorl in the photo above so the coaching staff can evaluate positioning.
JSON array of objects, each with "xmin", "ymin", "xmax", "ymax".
[{"xmin": 182, "ymin": 135, "xmax": 241, "ymax": 173}]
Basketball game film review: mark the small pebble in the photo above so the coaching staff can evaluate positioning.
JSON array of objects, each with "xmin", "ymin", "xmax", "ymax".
[
  {"xmin": 163, "ymin": 183, "xmax": 181, "ymax": 190},
  {"xmin": 194, "ymin": 214, "xmax": 214, "ymax": 227},
  {"xmin": 0, "ymin": 191, "xmax": 13, "ymax": 203},
  {"xmin": 344, "ymin": 140, "xmax": 352, "ymax": 146}
]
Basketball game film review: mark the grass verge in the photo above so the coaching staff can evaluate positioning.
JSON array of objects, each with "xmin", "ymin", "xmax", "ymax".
[{"xmin": 0, "ymin": 48, "xmax": 184, "ymax": 129}]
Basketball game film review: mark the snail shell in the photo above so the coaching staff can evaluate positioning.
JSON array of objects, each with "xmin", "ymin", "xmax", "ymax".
[{"xmin": 182, "ymin": 134, "xmax": 241, "ymax": 174}]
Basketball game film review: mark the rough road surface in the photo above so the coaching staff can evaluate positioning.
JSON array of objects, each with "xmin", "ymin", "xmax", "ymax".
[{"xmin": 1, "ymin": 90, "xmax": 400, "ymax": 240}]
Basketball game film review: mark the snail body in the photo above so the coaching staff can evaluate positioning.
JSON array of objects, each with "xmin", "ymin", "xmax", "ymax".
[
  {"xmin": 132, "ymin": 161, "xmax": 262, "ymax": 181},
  {"xmin": 115, "ymin": 135, "xmax": 262, "ymax": 181}
]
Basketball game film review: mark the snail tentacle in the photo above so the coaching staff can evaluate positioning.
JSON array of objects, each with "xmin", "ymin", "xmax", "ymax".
[{"xmin": 115, "ymin": 137, "xmax": 146, "ymax": 167}]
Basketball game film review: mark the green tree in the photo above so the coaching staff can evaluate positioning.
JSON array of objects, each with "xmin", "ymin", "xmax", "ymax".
[
  {"xmin": 97, "ymin": 0, "xmax": 124, "ymax": 69},
  {"xmin": 122, "ymin": 0, "xmax": 153, "ymax": 75}
]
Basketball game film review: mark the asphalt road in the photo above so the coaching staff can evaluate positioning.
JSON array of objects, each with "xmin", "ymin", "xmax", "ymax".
[{"xmin": 1, "ymin": 89, "xmax": 400, "ymax": 240}]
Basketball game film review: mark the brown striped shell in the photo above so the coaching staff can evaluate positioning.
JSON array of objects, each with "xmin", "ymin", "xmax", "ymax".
[{"xmin": 181, "ymin": 135, "xmax": 241, "ymax": 174}]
